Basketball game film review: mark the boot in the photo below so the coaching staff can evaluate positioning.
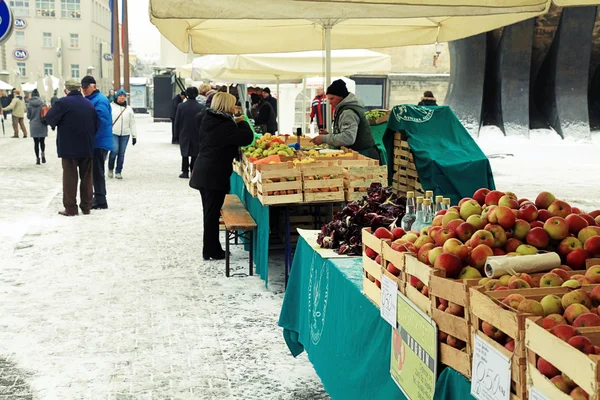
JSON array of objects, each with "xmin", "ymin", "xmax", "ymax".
[
  {"xmin": 108, "ymin": 170, "xmax": 114, "ymax": 178},
  {"xmin": 41, "ymin": 152, "xmax": 46, "ymax": 163},
  {"xmin": 11, "ymin": 135, "xmax": 18, "ymax": 138},
  {"xmin": 179, "ymin": 172, "xmax": 189, "ymax": 179},
  {"xmin": 115, "ymin": 173, "xmax": 122, "ymax": 179},
  {"xmin": 36, "ymin": 157, "xmax": 40, "ymax": 165}
]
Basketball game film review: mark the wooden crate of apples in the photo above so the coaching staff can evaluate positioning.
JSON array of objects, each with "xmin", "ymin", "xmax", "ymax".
[{"xmin": 362, "ymin": 227, "xmax": 393, "ymax": 307}]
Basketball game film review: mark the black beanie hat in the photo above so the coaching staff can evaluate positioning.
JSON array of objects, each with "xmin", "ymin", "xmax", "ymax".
[
  {"xmin": 263, "ymin": 87, "xmax": 271, "ymax": 94},
  {"xmin": 326, "ymin": 79, "xmax": 349, "ymax": 97},
  {"xmin": 185, "ymin": 86, "xmax": 197, "ymax": 99}
]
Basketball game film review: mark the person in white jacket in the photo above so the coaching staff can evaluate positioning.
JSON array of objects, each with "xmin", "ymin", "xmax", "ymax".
[{"xmin": 108, "ymin": 89, "xmax": 136, "ymax": 179}]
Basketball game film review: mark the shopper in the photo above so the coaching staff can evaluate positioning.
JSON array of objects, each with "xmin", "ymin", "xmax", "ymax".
[
  {"xmin": 205, "ymin": 86, "xmax": 217, "ymax": 108},
  {"xmin": 189, "ymin": 92, "xmax": 253, "ymax": 260},
  {"xmin": 0, "ymin": 90, "xmax": 9, "ymax": 120},
  {"xmin": 311, "ymin": 79, "xmax": 380, "ymax": 161},
  {"xmin": 26, "ymin": 89, "xmax": 48, "ymax": 165},
  {"xmin": 197, "ymin": 83, "xmax": 211, "ymax": 106},
  {"xmin": 3, "ymin": 89, "xmax": 28, "ymax": 138},
  {"xmin": 261, "ymin": 87, "xmax": 278, "ymax": 116},
  {"xmin": 50, "ymin": 90, "xmax": 58, "ymax": 106},
  {"xmin": 81, "ymin": 76, "xmax": 113, "ymax": 210},
  {"xmin": 175, "ymin": 86, "xmax": 205, "ymax": 179},
  {"xmin": 108, "ymin": 89, "xmax": 137, "ymax": 179},
  {"xmin": 418, "ymin": 91, "xmax": 438, "ymax": 106},
  {"xmin": 107, "ymin": 89, "xmax": 115, "ymax": 103},
  {"xmin": 171, "ymin": 91, "xmax": 185, "ymax": 144},
  {"xmin": 254, "ymin": 96, "xmax": 277, "ymax": 134},
  {"xmin": 310, "ymin": 87, "xmax": 330, "ymax": 129},
  {"xmin": 45, "ymin": 79, "xmax": 97, "ymax": 216}
]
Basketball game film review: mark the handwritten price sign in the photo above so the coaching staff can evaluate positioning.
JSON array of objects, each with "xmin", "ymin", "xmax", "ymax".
[
  {"xmin": 380, "ymin": 274, "xmax": 397, "ymax": 327},
  {"xmin": 471, "ymin": 333, "xmax": 511, "ymax": 400}
]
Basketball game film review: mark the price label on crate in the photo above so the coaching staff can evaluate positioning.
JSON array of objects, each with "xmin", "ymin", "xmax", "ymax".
[
  {"xmin": 529, "ymin": 387, "xmax": 550, "ymax": 400},
  {"xmin": 471, "ymin": 333, "xmax": 511, "ymax": 400},
  {"xmin": 380, "ymin": 274, "xmax": 397, "ymax": 327}
]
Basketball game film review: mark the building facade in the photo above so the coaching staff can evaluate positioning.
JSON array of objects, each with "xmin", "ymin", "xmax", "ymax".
[{"xmin": 6, "ymin": 0, "xmax": 113, "ymax": 93}]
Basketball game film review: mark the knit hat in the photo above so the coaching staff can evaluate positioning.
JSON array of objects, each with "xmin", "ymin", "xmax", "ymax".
[
  {"xmin": 326, "ymin": 79, "xmax": 349, "ymax": 97},
  {"xmin": 115, "ymin": 89, "xmax": 127, "ymax": 97},
  {"xmin": 263, "ymin": 87, "xmax": 271, "ymax": 94},
  {"xmin": 65, "ymin": 80, "xmax": 81, "ymax": 91}
]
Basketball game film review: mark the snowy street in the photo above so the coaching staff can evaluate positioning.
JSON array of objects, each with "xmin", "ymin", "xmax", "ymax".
[{"xmin": 1, "ymin": 114, "xmax": 600, "ymax": 399}]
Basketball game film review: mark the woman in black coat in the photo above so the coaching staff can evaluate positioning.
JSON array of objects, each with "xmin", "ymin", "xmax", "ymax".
[
  {"xmin": 175, "ymin": 87, "xmax": 205, "ymax": 178},
  {"xmin": 190, "ymin": 92, "xmax": 254, "ymax": 260},
  {"xmin": 254, "ymin": 97, "xmax": 278, "ymax": 134},
  {"xmin": 418, "ymin": 90, "xmax": 438, "ymax": 106}
]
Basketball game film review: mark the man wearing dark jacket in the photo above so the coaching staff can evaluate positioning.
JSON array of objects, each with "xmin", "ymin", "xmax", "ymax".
[
  {"xmin": 261, "ymin": 87, "xmax": 277, "ymax": 116},
  {"xmin": 171, "ymin": 91, "xmax": 185, "ymax": 144},
  {"xmin": 175, "ymin": 87, "xmax": 205, "ymax": 179},
  {"xmin": 81, "ymin": 76, "xmax": 113, "ymax": 210},
  {"xmin": 45, "ymin": 79, "xmax": 98, "ymax": 216},
  {"xmin": 254, "ymin": 98, "xmax": 277, "ymax": 134}
]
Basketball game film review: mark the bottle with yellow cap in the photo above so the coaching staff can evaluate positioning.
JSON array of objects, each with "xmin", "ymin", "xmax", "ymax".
[
  {"xmin": 435, "ymin": 195, "xmax": 444, "ymax": 213},
  {"xmin": 413, "ymin": 196, "xmax": 425, "ymax": 232},
  {"xmin": 443, "ymin": 197, "xmax": 451, "ymax": 210},
  {"xmin": 401, "ymin": 191, "xmax": 417, "ymax": 231}
]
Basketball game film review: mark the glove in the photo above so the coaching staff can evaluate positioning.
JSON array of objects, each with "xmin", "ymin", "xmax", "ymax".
[
  {"xmin": 310, "ymin": 118, "xmax": 313, "ymax": 123},
  {"xmin": 132, "ymin": 138, "xmax": 137, "ymax": 146}
]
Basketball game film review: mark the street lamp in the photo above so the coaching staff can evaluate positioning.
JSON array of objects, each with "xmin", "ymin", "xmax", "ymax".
[{"xmin": 433, "ymin": 42, "xmax": 444, "ymax": 68}]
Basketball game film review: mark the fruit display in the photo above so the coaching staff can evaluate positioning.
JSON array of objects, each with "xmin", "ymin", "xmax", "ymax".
[
  {"xmin": 243, "ymin": 133, "xmax": 296, "ymax": 159},
  {"xmin": 365, "ymin": 109, "xmax": 390, "ymax": 125},
  {"xmin": 317, "ymin": 184, "xmax": 406, "ymax": 256}
]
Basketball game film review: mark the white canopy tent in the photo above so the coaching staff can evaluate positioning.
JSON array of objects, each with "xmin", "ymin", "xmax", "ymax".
[{"xmin": 0, "ymin": 80, "xmax": 13, "ymax": 91}]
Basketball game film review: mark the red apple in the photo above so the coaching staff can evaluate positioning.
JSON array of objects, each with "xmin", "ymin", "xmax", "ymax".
[
  {"xmin": 504, "ymin": 339, "xmax": 515, "ymax": 352},
  {"xmin": 570, "ymin": 387, "xmax": 590, "ymax": 399},
  {"xmin": 468, "ymin": 244, "xmax": 494, "ymax": 270},
  {"xmin": 459, "ymin": 200, "xmax": 483, "ymax": 220},
  {"xmin": 495, "ymin": 206, "xmax": 516, "ymax": 229},
  {"xmin": 537, "ymin": 357, "xmax": 560, "ymax": 378},
  {"xmin": 512, "ymin": 219, "xmax": 531, "ymax": 241},
  {"xmin": 590, "ymin": 210, "xmax": 600, "ymax": 218},
  {"xmin": 539, "ymin": 272, "xmax": 564, "ymax": 287},
  {"xmin": 566, "ymin": 214, "xmax": 588, "ymax": 235},
  {"xmin": 535, "ymin": 191, "xmax": 556, "ymax": 210},
  {"xmin": 504, "ymin": 238, "xmax": 523, "ymax": 253},
  {"xmin": 434, "ymin": 229, "xmax": 456, "ymax": 247},
  {"xmin": 471, "ymin": 229, "xmax": 495, "ymax": 248},
  {"xmin": 548, "ymin": 200, "xmax": 573, "ymax": 218},
  {"xmin": 537, "ymin": 209, "xmax": 552, "ymax": 222},
  {"xmin": 428, "ymin": 226, "xmax": 443, "ymax": 243},
  {"xmin": 557, "ymin": 236, "xmax": 584, "ymax": 258},
  {"xmin": 566, "ymin": 248, "xmax": 590, "ymax": 270},
  {"xmin": 387, "ymin": 262, "xmax": 401, "ymax": 276},
  {"xmin": 526, "ymin": 227, "xmax": 550, "ymax": 249},
  {"xmin": 517, "ymin": 203, "xmax": 539, "ymax": 222},
  {"xmin": 410, "ymin": 275, "xmax": 424, "ymax": 290},
  {"xmin": 530, "ymin": 221, "xmax": 545, "ymax": 229},
  {"xmin": 434, "ymin": 253, "xmax": 463, "ymax": 278},
  {"xmin": 473, "ymin": 188, "xmax": 491, "ymax": 206},
  {"xmin": 550, "ymin": 324, "xmax": 579, "ymax": 342},
  {"xmin": 427, "ymin": 247, "xmax": 444, "ymax": 266},
  {"xmin": 572, "ymin": 313, "xmax": 600, "ymax": 327},
  {"xmin": 542, "ymin": 314, "xmax": 567, "ymax": 329},
  {"xmin": 446, "ymin": 218, "xmax": 465, "ymax": 233},
  {"xmin": 568, "ymin": 335, "xmax": 595, "ymax": 354},
  {"xmin": 443, "ymin": 238, "xmax": 470, "ymax": 260},
  {"xmin": 391, "ymin": 227, "xmax": 406, "ymax": 240},
  {"xmin": 455, "ymin": 222, "xmax": 476, "ymax": 243},
  {"xmin": 551, "ymin": 268, "xmax": 570, "ymax": 281},
  {"xmin": 413, "ymin": 234, "xmax": 434, "ymax": 250},
  {"xmin": 417, "ymin": 243, "xmax": 436, "ymax": 265},
  {"xmin": 481, "ymin": 321, "xmax": 506, "ymax": 341},
  {"xmin": 585, "ymin": 266, "xmax": 600, "ymax": 285},
  {"xmin": 581, "ymin": 214, "xmax": 598, "ymax": 227},
  {"xmin": 485, "ymin": 224, "xmax": 508, "ymax": 248},
  {"xmin": 564, "ymin": 304, "xmax": 591, "ymax": 324},
  {"xmin": 374, "ymin": 227, "xmax": 395, "ymax": 240},
  {"xmin": 584, "ymin": 235, "xmax": 600, "ymax": 257},
  {"xmin": 544, "ymin": 217, "xmax": 570, "ymax": 241},
  {"xmin": 458, "ymin": 197, "xmax": 473, "ymax": 207},
  {"xmin": 485, "ymin": 190, "xmax": 505, "ymax": 207},
  {"xmin": 365, "ymin": 247, "xmax": 377, "ymax": 259},
  {"xmin": 498, "ymin": 195, "xmax": 519, "ymax": 209},
  {"xmin": 578, "ymin": 226, "xmax": 600, "ymax": 244},
  {"xmin": 550, "ymin": 376, "xmax": 571, "ymax": 394}
]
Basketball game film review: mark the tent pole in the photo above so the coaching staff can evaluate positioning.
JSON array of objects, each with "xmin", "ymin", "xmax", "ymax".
[
  {"xmin": 276, "ymin": 75, "xmax": 280, "ymax": 135},
  {"xmin": 302, "ymin": 74, "xmax": 307, "ymax": 137},
  {"xmin": 324, "ymin": 22, "xmax": 332, "ymax": 133}
]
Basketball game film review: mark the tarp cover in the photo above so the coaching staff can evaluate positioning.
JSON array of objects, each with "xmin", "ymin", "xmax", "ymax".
[{"xmin": 387, "ymin": 105, "xmax": 496, "ymax": 204}]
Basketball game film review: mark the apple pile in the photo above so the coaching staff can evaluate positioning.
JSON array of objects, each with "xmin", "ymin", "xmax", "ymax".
[
  {"xmin": 479, "ymin": 265, "xmax": 600, "ymax": 291},
  {"xmin": 364, "ymin": 227, "xmax": 407, "ymax": 288}
]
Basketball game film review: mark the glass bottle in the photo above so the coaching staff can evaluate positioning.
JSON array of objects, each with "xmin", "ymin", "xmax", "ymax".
[
  {"xmin": 413, "ymin": 196, "xmax": 425, "ymax": 232},
  {"xmin": 422, "ymin": 198, "xmax": 434, "ymax": 229},
  {"xmin": 435, "ymin": 195, "xmax": 444, "ymax": 213},
  {"xmin": 443, "ymin": 198, "xmax": 451, "ymax": 210},
  {"xmin": 401, "ymin": 191, "xmax": 416, "ymax": 231},
  {"xmin": 425, "ymin": 190, "xmax": 434, "ymax": 205}
]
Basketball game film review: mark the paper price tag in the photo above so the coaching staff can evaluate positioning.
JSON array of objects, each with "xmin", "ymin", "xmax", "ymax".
[
  {"xmin": 529, "ymin": 387, "xmax": 550, "ymax": 400},
  {"xmin": 471, "ymin": 333, "xmax": 511, "ymax": 400},
  {"xmin": 380, "ymin": 274, "xmax": 397, "ymax": 327}
]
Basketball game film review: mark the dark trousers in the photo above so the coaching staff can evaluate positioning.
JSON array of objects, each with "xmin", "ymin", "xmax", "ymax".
[
  {"xmin": 33, "ymin": 137, "xmax": 46, "ymax": 158},
  {"xmin": 93, "ymin": 148, "xmax": 108, "ymax": 207},
  {"xmin": 182, "ymin": 156, "xmax": 197, "ymax": 173},
  {"xmin": 171, "ymin": 118, "xmax": 178, "ymax": 143},
  {"xmin": 62, "ymin": 158, "xmax": 93, "ymax": 215},
  {"xmin": 200, "ymin": 188, "xmax": 227, "ymax": 257}
]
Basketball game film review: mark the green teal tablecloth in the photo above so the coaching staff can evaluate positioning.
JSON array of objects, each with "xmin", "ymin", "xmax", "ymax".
[
  {"xmin": 279, "ymin": 237, "xmax": 476, "ymax": 400},
  {"xmin": 230, "ymin": 172, "xmax": 270, "ymax": 285},
  {"xmin": 371, "ymin": 122, "xmax": 395, "ymax": 186}
]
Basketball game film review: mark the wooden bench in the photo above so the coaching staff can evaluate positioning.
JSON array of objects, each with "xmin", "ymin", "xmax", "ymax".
[{"xmin": 221, "ymin": 194, "xmax": 257, "ymax": 277}]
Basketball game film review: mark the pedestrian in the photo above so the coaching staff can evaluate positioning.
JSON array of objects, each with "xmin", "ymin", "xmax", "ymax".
[
  {"xmin": 26, "ymin": 89, "xmax": 48, "ymax": 165},
  {"xmin": 254, "ymin": 95, "xmax": 277, "ymax": 134},
  {"xmin": 50, "ymin": 90, "xmax": 58, "ymax": 106},
  {"xmin": 108, "ymin": 89, "xmax": 137, "ymax": 179},
  {"xmin": 0, "ymin": 90, "xmax": 9, "ymax": 120},
  {"xmin": 171, "ymin": 91, "xmax": 185, "ymax": 144},
  {"xmin": 261, "ymin": 87, "xmax": 278, "ymax": 116},
  {"xmin": 45, "ymin": 79, "xmax": 98, "ymax": 216},
  {"xmin": 2, "ymin": 89, "xmax": 28, "ymax": 138},
  {"xmin": 311, "ymin": 79, "xmax": 381, "ymax": 162},
  {"xmin": 81, "ymin": 76, "xmax": 113, "ymax": 210},
  {"xmin": 197, "ymin": 83, "xmax": 211, "ymax": 106},
  {"xmin": 310, "ymin": 87, "xmax": 330, "ymax": 130},
  {"xmin": 175, "ymin": 86, "xmax": 205, "ymax": 179},
  {"xmin": 107, "ymin": 89, "xmax": 115, "ymax": 103},
  {"xmin": 418, "ymin": 91, "xmax": 438, "ymax": 106},
  {"xmin": 189, "ymin": 92, "xmax": 253, "ymax": 260}
]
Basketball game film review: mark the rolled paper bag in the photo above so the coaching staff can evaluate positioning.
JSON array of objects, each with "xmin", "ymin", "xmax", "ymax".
[{"xmin": 485, "ymin": 252, "xmax": 561, "ymax": 278}]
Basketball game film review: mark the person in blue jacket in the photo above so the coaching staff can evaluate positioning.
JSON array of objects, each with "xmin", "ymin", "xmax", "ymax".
[{"xmin": 81, "ymin": 76, "xmax": 113, "ymax": 210}]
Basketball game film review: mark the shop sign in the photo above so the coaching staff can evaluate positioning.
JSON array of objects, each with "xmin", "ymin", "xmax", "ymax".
[
  {"xmin": 471, "ymin": 333, "xmax": 511, "ymax": 400},
  {"xmin": 103, "ymin": 53, "xmax": 113, "ymax": 61},
  {"xmin": 13, "ymin": 48, "xmax": 28, "ymax": 60},
  {"xmin": 390, "ymin": 292, "xmax": 437, "ymax": 400},
  {"xmin": 14, "ymin": 18, "xmax": 26, "ymax": 29},
  {"xmin": 0, "ymin": 2, "xmax": 14, "ymax": 45},
  {"xmin": 380, "ymin": 274, "xmax": 397, "ymax": 327}
]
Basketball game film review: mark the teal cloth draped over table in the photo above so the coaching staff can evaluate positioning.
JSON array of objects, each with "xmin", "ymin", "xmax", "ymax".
[
  {"xmin": 386, "ymin": 105, "xmax": 495, "ymax": 204},
  {"xmin": 370, "ymin": 122, "xmax": 395, "ymax": 185},
  {"xmin": 278, "ymin": 237, "xmax": 477, "ymax": 400},
  {"xmin": 229, "ymin": 172, "xmax": 270, "ymax": 285}
]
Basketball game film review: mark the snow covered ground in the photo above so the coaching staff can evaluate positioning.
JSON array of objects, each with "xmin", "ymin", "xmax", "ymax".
[
  {"xmin": 1, "ymin": 115, "xmax": 599, "ymax": 399},
  {"xmin": 0, "ymin": 114, "xmax": 327, "ymax": 399}
]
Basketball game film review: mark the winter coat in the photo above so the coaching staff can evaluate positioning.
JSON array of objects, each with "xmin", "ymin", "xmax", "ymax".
[
  {"xmin": 175, "ymin": 99, "xmax": 205, "ymax": 157},
  {"xmin": 0, "ymin": 96, "xmax": 10, "ymax": 108},
  {"xmin": 189, "ymin": 109, "xmax": 253, "ymax": 192},
  {"xmin": 45, "ymin": 91, "xmax": 98, "ymax": 159},
  {"xmin": 85, "ymin": 90, "xmax": 113, "ymax": 151},
  {"xmin": 171, "ymin": 94, "xmax": 183, "ymax": 120},
  {"xmin": 26, "ymin": 97, "xmax": 48, "ymax": 138},
  {"xmin": 323, "ymin": 93, "xmax": 374, "ymax": 150},
  {"xmin": 50, "ymin": 96, "xmax": 58, "ymax": 106},
  {"xmin": 3, "ymin": 96, "xmax": 26, "ymax": 118},
  {"xmin": 254, "ymin": 100, "xmax": 277, "ymax": 134},
  {"xmin": 111, "ymin": 101, "xmax": 137, "ymax": 137},
  {"xmin": 264, "ymin": 94, "xmax": 278, "ymax": 115},
  {"xmin": 418, "ymin": 98, "xmax": 438, "ymax": 106}
]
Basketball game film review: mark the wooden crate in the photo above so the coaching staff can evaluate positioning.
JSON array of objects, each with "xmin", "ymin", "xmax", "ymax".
[
  {"xmin": 302, "ymin": 165, "xmax": 345, "ymax": 203},
  {"xmin": 344, "ymin": 165, "xmax": 388, "ymax": 202},
  {"xmin": 401, "ymin": 254, "xmax": 444, "ymax": 316},
  {"xmin": 367, "ymin": 109, "xmax": 390, "ymax": 125},
  {"xmin": 362, "ymin": 228, "xmax": 391, "ymax": 308},
  {"xmin": 381, "ymin": 241, "xmax": 405, "ymax": 285},
  {"xmin": 283, "ymin": 135, "xmax": 313, "ymax": 147},
  {"xmin": 526, "ymin": 319, "xmax": 600, "ymax": 400},
  {"xmin": 392, "ymin": 133, "xmax": 424, "ymax": 196},
  {"xmin": 255, "ymin": 162, "xmax": 303, "ymax": 205},
  {"xmin": 430, "ymin": 275, "xmax": 480, "ymax": 379}
]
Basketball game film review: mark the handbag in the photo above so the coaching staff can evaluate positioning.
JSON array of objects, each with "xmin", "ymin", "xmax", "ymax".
[{"xmin": 112, "ymin": 106, "xmax": 126, "ymax": 127}]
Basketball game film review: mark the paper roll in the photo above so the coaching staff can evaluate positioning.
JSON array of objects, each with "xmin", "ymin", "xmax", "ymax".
[{"xmin": 485, "ymin": 252, "xmax": 562, "ymax": 278}]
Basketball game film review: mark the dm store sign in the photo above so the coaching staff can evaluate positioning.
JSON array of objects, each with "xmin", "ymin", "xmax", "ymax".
[
  {"xmin": 13, "ymin": 49, "xmax": 28, "ymax": 60},
  {"xmin": 0, "ymin": 1, "xmax": 14, "ymax": 45}
]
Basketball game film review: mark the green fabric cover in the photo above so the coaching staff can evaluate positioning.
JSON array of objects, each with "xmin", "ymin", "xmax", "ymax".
[
  {"xmin": 434, "ymin": 367, "xmax": 476, "ymax": 400},
  {"xmin": 230, "ymin": 172, "xmax": 270, "ymax": 285},
  {"xmin": 386, "ymin": 105, "xmax": 495, "ymax": 204},
  {"xmin": 370, "ymin": 123, "xmax": 394, "ymax": 184}
]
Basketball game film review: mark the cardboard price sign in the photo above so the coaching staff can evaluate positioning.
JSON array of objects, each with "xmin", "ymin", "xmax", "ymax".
[
  {"xmin": 390, "ymin": 292, "xmax": 437, "ymax": 400},
  {"xmin": 380, "ymin": 274, "xmax": 397, "ymax": 327},
  {"xmin": 471, "ymin": 333, "xmax": 511, "ymax": 400}
]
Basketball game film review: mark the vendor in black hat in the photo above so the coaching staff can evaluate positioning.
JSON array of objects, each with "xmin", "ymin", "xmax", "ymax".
[{"xmin": 311, "ymin": 79, "xmax": 380, "ymax": 162}]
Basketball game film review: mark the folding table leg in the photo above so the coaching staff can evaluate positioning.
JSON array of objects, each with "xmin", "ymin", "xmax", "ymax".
[
  {"xmin": 249, "ymin": 230, "xmax": 254, "ymax": 276},
  {"xmin": 225, "ymin": 230, "xmax": 230, "ymax": 277}
]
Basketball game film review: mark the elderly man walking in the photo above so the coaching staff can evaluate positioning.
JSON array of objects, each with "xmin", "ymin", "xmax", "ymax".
[
  {"xmin": 45, "ymin": 80, "xmax": 98, "ymax": 216},
  {"xmin": 81, "ymin": 76, "xmax": 113, "ymax": 210}
]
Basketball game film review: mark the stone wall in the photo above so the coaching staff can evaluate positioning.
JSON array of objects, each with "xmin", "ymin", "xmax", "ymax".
[{"xmin": 388, "ymin": 74, "xmax": 450, "ymax": 108}]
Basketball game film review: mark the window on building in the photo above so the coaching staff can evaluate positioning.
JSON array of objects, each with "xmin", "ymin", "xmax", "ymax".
[
  {"xmin": 9, "ymin": 0, "xmax": 30, "ymax": 16},
  {"xmin": 17, "ymin": 62, "xmax": 26, "ymax": 77},
  {"xmin": 44, "ymin": 63, "xmax": 53, "ymax": 76},
  {"xmin": 61, "ymin": 0, "xmax": 80, "ymax": 18},
  {"xmin": 70, "ymin": 64, "xmax": 79, "ymax": 79},
  {"xmin": 69, "ymin": 33, "xmax": 79, "ymax": 48},
  {"xmin": 35, "ymin": 0, "xmax": 56, "ymax": 17},
  {"xmin": 15, "ymin": 31, "xmax": 25, "ymax": 46},
  {"xmin": 42, "ymin": 32, "xmax": 52, "ymax": 47}
]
